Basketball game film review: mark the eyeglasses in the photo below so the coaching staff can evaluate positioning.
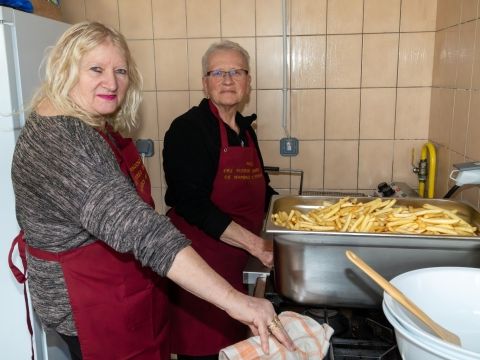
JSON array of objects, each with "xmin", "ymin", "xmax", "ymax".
[{"xmin": 205, "ymin": 69, "xmax": 249, "ymax": 80}]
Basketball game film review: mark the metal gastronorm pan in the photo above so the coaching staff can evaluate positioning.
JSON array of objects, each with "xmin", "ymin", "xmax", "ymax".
[{"xmin": 265, "ymin": 195, "xmax": 480, "ymax": 307}]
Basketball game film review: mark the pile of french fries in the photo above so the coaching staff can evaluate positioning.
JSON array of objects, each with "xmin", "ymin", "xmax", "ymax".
[{"xmin": 271, "ymin": 197, "xmax": 478, "ymax": 236}]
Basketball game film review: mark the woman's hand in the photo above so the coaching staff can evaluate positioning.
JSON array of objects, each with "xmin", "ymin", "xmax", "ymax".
[
  {"xmin": 223, "ymin": 288, "xmax": 296, "ymax": 355},
  {"xmin": 220, "ymin": 221, "xmax": 274, "ymax": 268},
  {"xmin": 250, "ymin": 238, "xmax": 273, "ymax": 268},
  {"xmin": 167, "ymin": 246, "xmax": 295, "ymax": 354}
]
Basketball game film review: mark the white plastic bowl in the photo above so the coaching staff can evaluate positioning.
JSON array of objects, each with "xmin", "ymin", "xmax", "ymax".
[
  {"xmin": 383, "ymin": 303, "xmax": 464, "ymax": 360},
  {"xmin": 382, "ymin": 267, "xmax": 480, "ymax": 360}
]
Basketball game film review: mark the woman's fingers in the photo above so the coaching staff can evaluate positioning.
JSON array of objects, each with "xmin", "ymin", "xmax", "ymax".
[
  {"xmin": 258, "ymin": 321, "xmax": 271, "ymax": 354},
  {"xmin": 224, "ymin": 292, "xmax": 295, "ymax": 353},
  {"xmin": 267, "ymin": 316, "xmax": 296, "ymax": 352}
]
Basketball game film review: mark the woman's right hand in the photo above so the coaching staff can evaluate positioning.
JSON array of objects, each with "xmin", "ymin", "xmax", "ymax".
[
  {"xmin": 250, "ymin": 237, "xmax": 273, "ymax": 268},
  {"xmin": 167, "ymin": 246, "xmax": 295, "ymax": 354},
  {"xmin": 223, "ymin": 288, "xmax": 296, "ymax": 355}
]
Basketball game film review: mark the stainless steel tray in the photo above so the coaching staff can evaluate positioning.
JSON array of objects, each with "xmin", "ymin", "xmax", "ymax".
[{"xmin": 265, "ymin": 195, "xmax": 480, "ymax": 307}]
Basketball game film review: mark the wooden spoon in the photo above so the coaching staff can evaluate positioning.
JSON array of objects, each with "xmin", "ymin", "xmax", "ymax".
[{"xmin": 345, "ymin": 250, "xmax": 462, "ymax": 346}]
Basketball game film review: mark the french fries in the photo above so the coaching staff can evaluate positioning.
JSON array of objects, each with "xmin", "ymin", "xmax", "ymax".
[{"xmin": 271, "ymin": 197, "xmax": 478, "ymax": 236}]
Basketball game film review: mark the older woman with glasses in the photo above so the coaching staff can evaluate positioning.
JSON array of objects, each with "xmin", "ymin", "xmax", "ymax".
[{"xmin": 163, "ymin": 40, "xmax": 280, "ymax": 359}]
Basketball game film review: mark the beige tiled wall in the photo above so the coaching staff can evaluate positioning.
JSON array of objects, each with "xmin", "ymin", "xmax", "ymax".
[
  {"xmin": 59, "ymin": 0, "xmax": 469, "ymax": 211},
  {"xmin": 430, "ymin": 0, "xmax": 480, "ymax": 209}
]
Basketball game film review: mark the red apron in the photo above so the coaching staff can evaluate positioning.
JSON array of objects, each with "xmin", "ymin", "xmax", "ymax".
[
  {"xmin": 9, "ymin": 126, "xmax": 170, "ymax": 360},
  {"xmin": 167, "ymin": 108, "xmax": 266, "ymax": 355}
]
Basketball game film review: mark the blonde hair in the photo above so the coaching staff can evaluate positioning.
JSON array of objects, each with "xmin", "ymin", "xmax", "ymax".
[
  {"xmin": 201, "ymin": 40, "xmax": 250, "ymax": 75},
  {"xmin": 31, "ymin": 21, "xmax": 142, "ymax": 131}
]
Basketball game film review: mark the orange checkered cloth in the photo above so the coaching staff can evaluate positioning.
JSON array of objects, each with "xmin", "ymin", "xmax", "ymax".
[{"xmin": 219, "ymin": 311, "xmax": 334, "ymax": 360}]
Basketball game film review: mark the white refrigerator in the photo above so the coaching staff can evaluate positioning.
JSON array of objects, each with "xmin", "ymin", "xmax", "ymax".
[{"xmin": 0, "ymin": 6, "xmax": 70, "ymax": 359}]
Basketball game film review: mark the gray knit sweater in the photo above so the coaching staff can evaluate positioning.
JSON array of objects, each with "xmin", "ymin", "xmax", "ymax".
[{"xmin": 11, "ymin": 112, "xmax": 190, "ymax": 336}]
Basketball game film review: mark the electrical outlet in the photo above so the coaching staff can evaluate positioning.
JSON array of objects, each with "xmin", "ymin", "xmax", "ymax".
[
  {"xmin": 280, "ymin": 137, "xmax": 299, "ymax": 156},
  {"xmin": 135, "ymin": 139, "xmax": 154, "ymax": 157}
]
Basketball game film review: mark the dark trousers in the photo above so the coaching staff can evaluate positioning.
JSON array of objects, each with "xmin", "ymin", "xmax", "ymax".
[{"xmin": 58, "ymin": 333, "xmax": 82, "ymax": 360}]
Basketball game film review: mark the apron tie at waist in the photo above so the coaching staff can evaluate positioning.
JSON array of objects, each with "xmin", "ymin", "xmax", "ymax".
[
  {"xmin": 8, "ymin": 231, "xmax": 27, "ymax": 283},
  {"xmin": 8, "ymin": 230, "xmax": 34, "ymax": 360}
]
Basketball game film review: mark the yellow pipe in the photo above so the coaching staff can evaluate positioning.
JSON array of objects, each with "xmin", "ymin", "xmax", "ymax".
[{"xmin": 418, "ymin": 142, "xmax": 436, "ymax": 198}]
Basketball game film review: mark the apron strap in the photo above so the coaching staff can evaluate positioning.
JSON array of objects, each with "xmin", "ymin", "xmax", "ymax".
[
  {"xmin": 9, "ymin": 231, "xmax": 27, "ymax": 283},
  {"xmin": 9, "ymin": 231, "xmax": 34, "ymax": 360}
]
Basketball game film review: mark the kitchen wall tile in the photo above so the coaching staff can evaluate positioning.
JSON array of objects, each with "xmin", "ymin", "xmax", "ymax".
[
  {"xmin": 461, "ymin": 0, "xmax": 479, "ymax": 22},
  {"xmin": 187, "ymin": 38, "xmax": 219, "ymax": 91},
  {"xmin": 326, "ymin": 35, "xmax": 362, "ymax": 88},
  {"xmin": 358, "ymin": 140, "xmax": 394, "ymax": 189},
  {"xmin": 256, "ymin": 0, "xmax": 283, "ymax": 36},
  {"xmin": 186, "ymin": 0, "xmax": 220, "ymax": 38},
  {"xmin": 324, "ymin": 140, "xmax": 358, "ymax": 189},
  {"xmin": 450, "ymin": 89, "xmax": 471, "ymax": 154},
  {"xmin": 432, "ymin": 27, "xmax": 460, "ymax": 87},
  {"xmin": 152, "ymin": 0, "xmax": 187, "ymax": 38},
  {"xmin": 275, "ymin": 188, "xmax": 297, "ymax": 196},
  {"xmin": 325, "ymin": 89, "xmax": 360, "ymax": 140},
  {"xmin": 436, "ymin": 0, "xmax": 462, "ymax": 30},
  {"xmin": 154, "ymin": 39, "xmax": 188, "ymax": 90},
  {"xmin": 240, "ymin": 89, "xmax": 257, "ymax": 117},
  {"xmin": 291, "ymin": 36, "xmax": 326, "ymax": 89},
  {"xmin": 258, "ymin": 140, "xmax": 291, "ymax": 189},
  {"xmin": 129, "ymin": 91, "xmax": 158, "ymax": 140},
  {"xmin": 324, "ymin": 93, "xmax": 359, "ymax": 141},
  {"xmin": 221, "ymin": 0, "xmax": 255, "ymax": 37},
  {"xmin": 256, "ymin": 37, "xmax": 284, "ymax": 89},
  {"xmin": 393, "ymin": 140, "xmax": 426, "ymax": 188},
  {"xmin": 189, "ymin": 90, "xmax": 205, "ymax": 107},
  {"xmin": 429, "ymin": 87, "xmax": 455, "ymax": 146},
  {"xmin": 63, "ymin": 0, "xmax": 474, "ymax": 199},
  {"xmin": 291, "ymin": 0, "xmax": 327, "ymax": 35},
  {"xmin": 151, "ymin": 187, "xmax": 164, "ymax": 214},
  {"xmin": 466, "ymin": 90, "xmax": 480, "ymax": 159},
  {"xmin": 128, "ymin": 40, "xmax": 156, "ymax": 91},
  {"xmin": 434, "ymin": 144, "xmax": 451, "ymax": 197},
  {"xmin": 398, "ymin": 32, "xmax": 435, "ymax": 87},
  {"xmin": 471, "ymin": 20, "xmax": 480, "ymax": 89},
  {"xmin": 256, "ymin": 90, "xmax": 286, "ymax": 140},
  {"xmin": 363, "ymin": 0, "xmax": 401, "ymax": 33},
  {"xmin": 144, "ymin": 140, "xmax": 162, "ymax": 188},
  {"xmin": 395, "ymin": 87, "xmax": 431, "ymax": 139},
  {"xmin": 60, "ymin": 0, "xmax": 86, "ymax": 24},
  {"xmin": 291, "ymin": 140, "xmax": 324, "ymax": 189},
  {"xmin": 362, "ymin": 34, "xmax": 399, "ymax": 87},
  {"xmin": 456, "ymin": 21, "xmax": 477, "ymax": 89},
  {"xmin": 447, "ymin": 150, "xmax": 466, "ymax": 198},
  {"xmin": 118, "ymin": 0, "xmax": 152, "ymax": 39},
  {"xmin": 327, "ymin": 0, "xmax": 363, "ymax": 34},
  {"xmin": 224, "ymin": 37, "xmax": 257, "ymax": 90},
  {"xmin": 360, "ymin": 88, "xmax": 396, "ymax": 139},
  {"xmin": 400, "ymin": 0, "xmax": 437, "ymax": 32},
  {"xmin": 291, "ymin": 89, "xmax": 325, "ymax": 140},
  {"xmin": 157, "ymin": 91, "xmax": 190, "ymax": 139},
  {"xmin": 85, "ymin": 0, "xmax": 119, "ymax": 30}
]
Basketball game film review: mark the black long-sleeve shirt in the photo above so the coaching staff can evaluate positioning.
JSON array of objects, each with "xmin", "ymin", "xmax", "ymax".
[{"xmin": 163, "ymin": 98, "xmax": 276, "ymax": 239}]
